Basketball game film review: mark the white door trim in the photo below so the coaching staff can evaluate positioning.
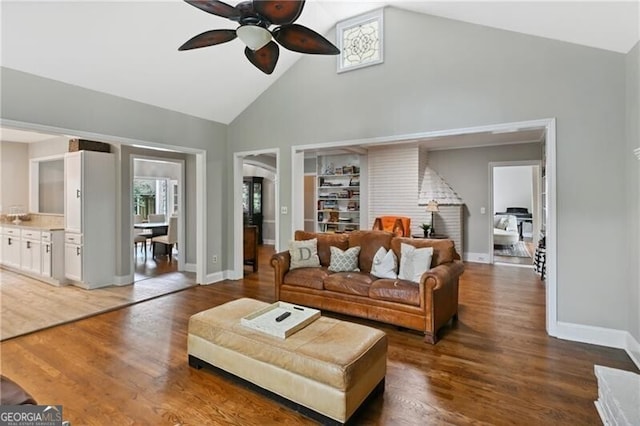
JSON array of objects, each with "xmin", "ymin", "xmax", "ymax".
[{"xmin": 232, "ymin": 148, "xmax": 280, "ymax": 280}]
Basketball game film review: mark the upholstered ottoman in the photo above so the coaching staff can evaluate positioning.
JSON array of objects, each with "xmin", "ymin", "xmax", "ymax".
[{"xmin": 188, "ymin": 298, "xmax": 387, "ymax": 424}]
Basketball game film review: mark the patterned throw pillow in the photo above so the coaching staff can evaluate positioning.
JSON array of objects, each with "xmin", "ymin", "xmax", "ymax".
[
  {"xmin": 371, "ymin": 247, "xmax": 398, "ymax": 279},
  {"xmin": 289, "ymin": 239, "xmax": 321, "ymax": 270},
  {"xmin": 328, "ymin": 246, "xmax": 361, "ymax": 272},
  {"xmin": 398, "ymin": 243, "xmax": 433, "ymax": 283}
]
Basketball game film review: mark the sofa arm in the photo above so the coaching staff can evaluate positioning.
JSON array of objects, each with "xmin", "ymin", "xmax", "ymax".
[
  {"xmin": 420, "ymin": 260, "xmax": 465, "ymax": 343},
  {"xmin": 420, "ymin": 260, "xmax": 464, "ymax": 291},
  {"xmin": 270, "ymin": 250, "xmax": 291, "ymax": 300}
]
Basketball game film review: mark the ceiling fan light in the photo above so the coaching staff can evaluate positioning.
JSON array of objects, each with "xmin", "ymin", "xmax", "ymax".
[{"xmin": 237, "ymin": 25, "xmax": 271, "ymax": 51}]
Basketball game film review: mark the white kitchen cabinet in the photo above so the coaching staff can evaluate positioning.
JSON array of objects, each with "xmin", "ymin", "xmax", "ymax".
[
  {"xmin": 64, "ymin": 238, "xmax": 82, "ymax": 283},
  {"xmin": 64, "ymin": 153, "xmax": 82, "ymax": 234},
  {"xmin": 64, "ymin": 150, "xmax": 115, "ymax": 288},
  {"xmin": 42, "ymin": 231, "xmax": 64, "ymax": 282},
  {"xmin": 1, "ymin": 227, "xmax": 21, "ymax": 269},
  {"xmin": 20, "ymin": 229, "xmax": 42, "ymax": 275}
]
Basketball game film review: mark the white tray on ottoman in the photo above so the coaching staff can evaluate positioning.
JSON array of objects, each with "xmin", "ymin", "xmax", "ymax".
[
  {"xmin": 188, "ymin": 298, "xmax": 387, "ymax": 425},
  {"xmin": 240, "ymin": 301, "xmax": 320, "ymax": 339}
]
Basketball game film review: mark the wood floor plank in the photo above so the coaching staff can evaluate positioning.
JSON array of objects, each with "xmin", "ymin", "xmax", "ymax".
[{"xmin": 0, "ymin": 245, "xmax": 637, "ymax": 425}]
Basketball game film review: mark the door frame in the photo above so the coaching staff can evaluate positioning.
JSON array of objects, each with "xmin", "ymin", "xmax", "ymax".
[
  {"xmin": 129, "ymin": 155, "xmax": 186, "ymax": 276},
  {"xmin": 488, "ymin": 160, "xmax": 542, "ymax": 265},
  {"xmin": 290, "ymin": 118, "xmax": 557, "ymax": 336},
  {"xmin": 232, "ymin": 148, "xmax": 280, "ymax": 280}
]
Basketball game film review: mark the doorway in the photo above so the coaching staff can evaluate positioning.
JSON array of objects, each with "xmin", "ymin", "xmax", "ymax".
[
  {"xmin": 490, "ymin": 161, "xmax": 541, "ymax": 266},
  {"xmin": 232, "ymin": 149, "xmax": 280, "ymax": 279},
  {"xmin": 131, "ymin": 156, "xmax": 185, "ymax": 281}
]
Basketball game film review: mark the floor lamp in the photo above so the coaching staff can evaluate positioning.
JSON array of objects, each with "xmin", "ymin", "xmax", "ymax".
[{"xmin": 426, "ymin": 200, "xmax": 440, "ymax": 236}]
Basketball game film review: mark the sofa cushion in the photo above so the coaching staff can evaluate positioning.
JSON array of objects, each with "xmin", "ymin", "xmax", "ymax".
[
  {"xmin": 295, "ymin": 231, "xmax": 349, "ymax": 267},
  {"xmin": 398, "ymin": 243, "xmax": 433, "ymax": 283},
  {"xmin": 371, "ymin": 247, "xmax": 398, "ymax": 279},
  {"xmin": 283, "ymin": 266, "xmax": 330, "ymax": 290},
  {"xmin": 369, "ymin": 279, "xmax": 420, "ymax": 306},
  {"xmin": 390, "ymin": 237, "xmax": 456, "ymax": 267},
  {"xmin": 347, "ymin": 230, "xmax": 394, "ymax": 273},
  {"xmin": 328, "ymin": 246, "xmax": 361, "ymax": 272},
  {"xmin": 324, "ymin": 272, "xmax": 374, "ymax": 296},
  {"xmin": 289, "ymin": 239, "xmax": 321, "ymax": 270}
]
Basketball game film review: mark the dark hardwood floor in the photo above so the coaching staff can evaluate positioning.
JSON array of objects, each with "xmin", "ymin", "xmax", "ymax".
[{"xmin": 1, "ymin": 245, "xmax": 637, "ymax": 425}]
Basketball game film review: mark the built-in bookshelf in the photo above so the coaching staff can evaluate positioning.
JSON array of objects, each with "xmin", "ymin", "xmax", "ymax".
[{"xmin": 316, "ymin": 154, "xmax": 361, "ymax": 233}]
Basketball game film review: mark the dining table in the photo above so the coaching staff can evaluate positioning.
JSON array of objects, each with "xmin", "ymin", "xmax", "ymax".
[{"xmin": 134, "ymin": 222, "xmax": 168, "ymax": 237}]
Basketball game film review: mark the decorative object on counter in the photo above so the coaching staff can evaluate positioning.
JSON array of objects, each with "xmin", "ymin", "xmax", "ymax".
[
  {"xmin": 7, "ymin": 206, "xmax": 27, "ymax": 224},
  {"xmin": 425, "ymin": 200, "xmax": 440, "ymax": 235},
  {"xmin": 68, "ymin": 138, "xmax": 111, "ymax": 153}
]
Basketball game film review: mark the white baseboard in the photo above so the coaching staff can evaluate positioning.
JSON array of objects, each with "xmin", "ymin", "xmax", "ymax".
[
  {"xmin": 113, "ymin": 274, "xmax": 134, "ymax": 286},
  {"xmin": 203, "ymin": 271, "xmax": 225, "ymax": 284},
  {"xmin": 203, "ymin": 269, "xmax": 237, "ymax": 284},
  {"xmin": 463, "ymin": 252, "xmax": 490, "ymax": 263},
  {"xmin": 263, "ymin": 239, "xmax": 275, "ymax": 245},
  {"xmin": 555, "ymin": 321, "xmax": 640, "ymax": 370},
  {"xmin": 184, "ymin": 263, "xmax": 197, "ymax": 273},
  {"xmin": 626, "ymin": 332, "xmax": 640, "ymax": 369}
]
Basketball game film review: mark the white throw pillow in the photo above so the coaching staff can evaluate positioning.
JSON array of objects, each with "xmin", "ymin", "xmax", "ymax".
[
  {"xmin": 288, "ymin": 239, "xmax": 321, "ymax": 270},
  {"xmin": 328, "ymin": 246, "xmax": 361, "ymax": 272},
  {"xmin": 398, "ymin": 243, "xmax": 434, "ymax": 283},
  {"xmin": 371, "ymin": 247, "xmax": 398, "ymax": 279}
]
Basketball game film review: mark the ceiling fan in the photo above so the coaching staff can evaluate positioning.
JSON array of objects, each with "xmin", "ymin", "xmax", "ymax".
[{"xmin": 179, "ymin": 0, "xmax": 340, "ymax": 74}]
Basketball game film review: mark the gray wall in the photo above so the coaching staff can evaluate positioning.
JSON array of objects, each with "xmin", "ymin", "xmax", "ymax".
[
  {"xmin": 229, "ymin": 8, "xmax": 629, "ymax": 330},
  {"xmin": 428, "ymin": 143, "xmax": 542, "ymax": 255},
  {"xmin": 0, "ymin": 67, "xmax": 228, "ymax": 279},
  {"xmin": 0, "ymin": 142, "xmax": 29, "ymax": 212},
  {"xmin": 626, "ymin": 42, "xmax": 640, "ymax": 344}
]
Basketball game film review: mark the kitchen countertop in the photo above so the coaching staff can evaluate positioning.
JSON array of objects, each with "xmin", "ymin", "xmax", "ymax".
[{"xmin": 0, "ymin": 223, "xmax": 65, "ymax": 231}]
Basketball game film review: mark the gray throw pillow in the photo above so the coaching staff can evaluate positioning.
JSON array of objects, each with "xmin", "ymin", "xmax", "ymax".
[{"xmin": 328, "ymin": 246, "xmax": 361, "ymax": 272}]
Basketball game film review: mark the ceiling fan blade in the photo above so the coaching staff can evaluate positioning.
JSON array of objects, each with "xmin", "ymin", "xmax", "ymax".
[
  {"xmin": 184, "ymin": 0, "xmax": 241, "ymax": 21},
  {"xmin": 178, "ymin": 29, "xmax": 237, "ymax": 51},
  {"xmin": 253, "ymin": 0, "xmax": 305, "ymax": 25},
  {"xmin": 245, "ymin": 41, "xmax": 279, "ymax": 74},
  {"xmin": 272, "ymin": 24, "xmax": 339, "ymax": 55}
]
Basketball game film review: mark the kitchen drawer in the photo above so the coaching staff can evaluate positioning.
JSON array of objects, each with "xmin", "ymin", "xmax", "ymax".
[
  {"xmin": 65, "ymin": 233, "xmax": 83, "ymax": 245},
  {"xmin": 4, "ymin": 227, "xmax": 20, "ymax": 236},
  {"xmin": 21, "ymin": 229, "xmax": 42, "ymax": 240},
  {"xmin": 41, "ymin": 232, "xmax": 52, "ymax": 242}
]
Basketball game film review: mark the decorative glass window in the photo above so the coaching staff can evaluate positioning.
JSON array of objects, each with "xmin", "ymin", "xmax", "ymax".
[{"xmin": 336, "ymin": 9, "xmax": 384, "ymax": 73}]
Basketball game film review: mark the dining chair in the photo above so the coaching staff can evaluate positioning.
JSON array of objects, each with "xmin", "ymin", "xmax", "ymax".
[
  {"xmin": 147, "ymin": 214, "xmax": 166, "ymax": 223},
  {"xmin": 151, "ymin": 216, "xmax": 178, "ymax": 260},
  {"xmin": 133, "ymin": 214, "xmax": 149, "ymax": 256}
]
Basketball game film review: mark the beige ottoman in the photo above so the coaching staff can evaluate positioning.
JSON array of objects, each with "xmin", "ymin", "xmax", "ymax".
[{"xmin": 188, "ymin": 298, "xmax": 387, "ymax": 424}]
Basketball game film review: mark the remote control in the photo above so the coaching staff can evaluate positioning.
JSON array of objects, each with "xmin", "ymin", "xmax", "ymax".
[{"xmin": 275, "ymin": 312, "xmax": 291, "ymax": 322}]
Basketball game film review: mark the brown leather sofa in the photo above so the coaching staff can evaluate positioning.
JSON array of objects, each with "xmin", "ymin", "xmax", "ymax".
[{"xmin": 271, "ymin": 230, "xmax": 465, "ymax": 343}]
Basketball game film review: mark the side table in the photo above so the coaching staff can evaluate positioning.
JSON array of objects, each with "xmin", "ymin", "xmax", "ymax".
[{"xmin": 412, "ymin": 234, "xmax": 449, "ymax": 239}]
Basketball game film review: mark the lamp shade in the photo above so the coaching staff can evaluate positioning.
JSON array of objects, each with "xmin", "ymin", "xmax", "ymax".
[
  {"xmin": 426, "ymin": 200, "xmax": 440, "ymax": 212},
  {"xmin": 237, "ymin": 25, "xmax": 272, "ymax": 51}
]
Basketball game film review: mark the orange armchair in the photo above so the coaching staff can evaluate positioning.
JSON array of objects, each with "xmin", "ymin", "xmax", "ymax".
[{"xmin": 372, "ymin": 216, "xmax": 411, "ymax": 237}]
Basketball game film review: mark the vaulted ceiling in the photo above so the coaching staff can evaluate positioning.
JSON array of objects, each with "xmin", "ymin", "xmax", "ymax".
[{"xmin": 1, "ymin": 1, "xmax": 638, "ymax": 125}]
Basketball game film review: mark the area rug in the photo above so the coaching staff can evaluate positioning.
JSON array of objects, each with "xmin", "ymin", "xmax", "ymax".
[
  {"xmin": 494, "ymin": 241, "xmax": 531, "ymax": 258},
  {"xmin": 0, "ymin": 270, "xmax": 197, "ymax": 341}
]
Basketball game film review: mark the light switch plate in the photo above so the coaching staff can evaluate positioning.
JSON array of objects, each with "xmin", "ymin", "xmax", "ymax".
[{"xmin": 280, "ymin": 206, "xmax": 288, "ymax": 214}]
